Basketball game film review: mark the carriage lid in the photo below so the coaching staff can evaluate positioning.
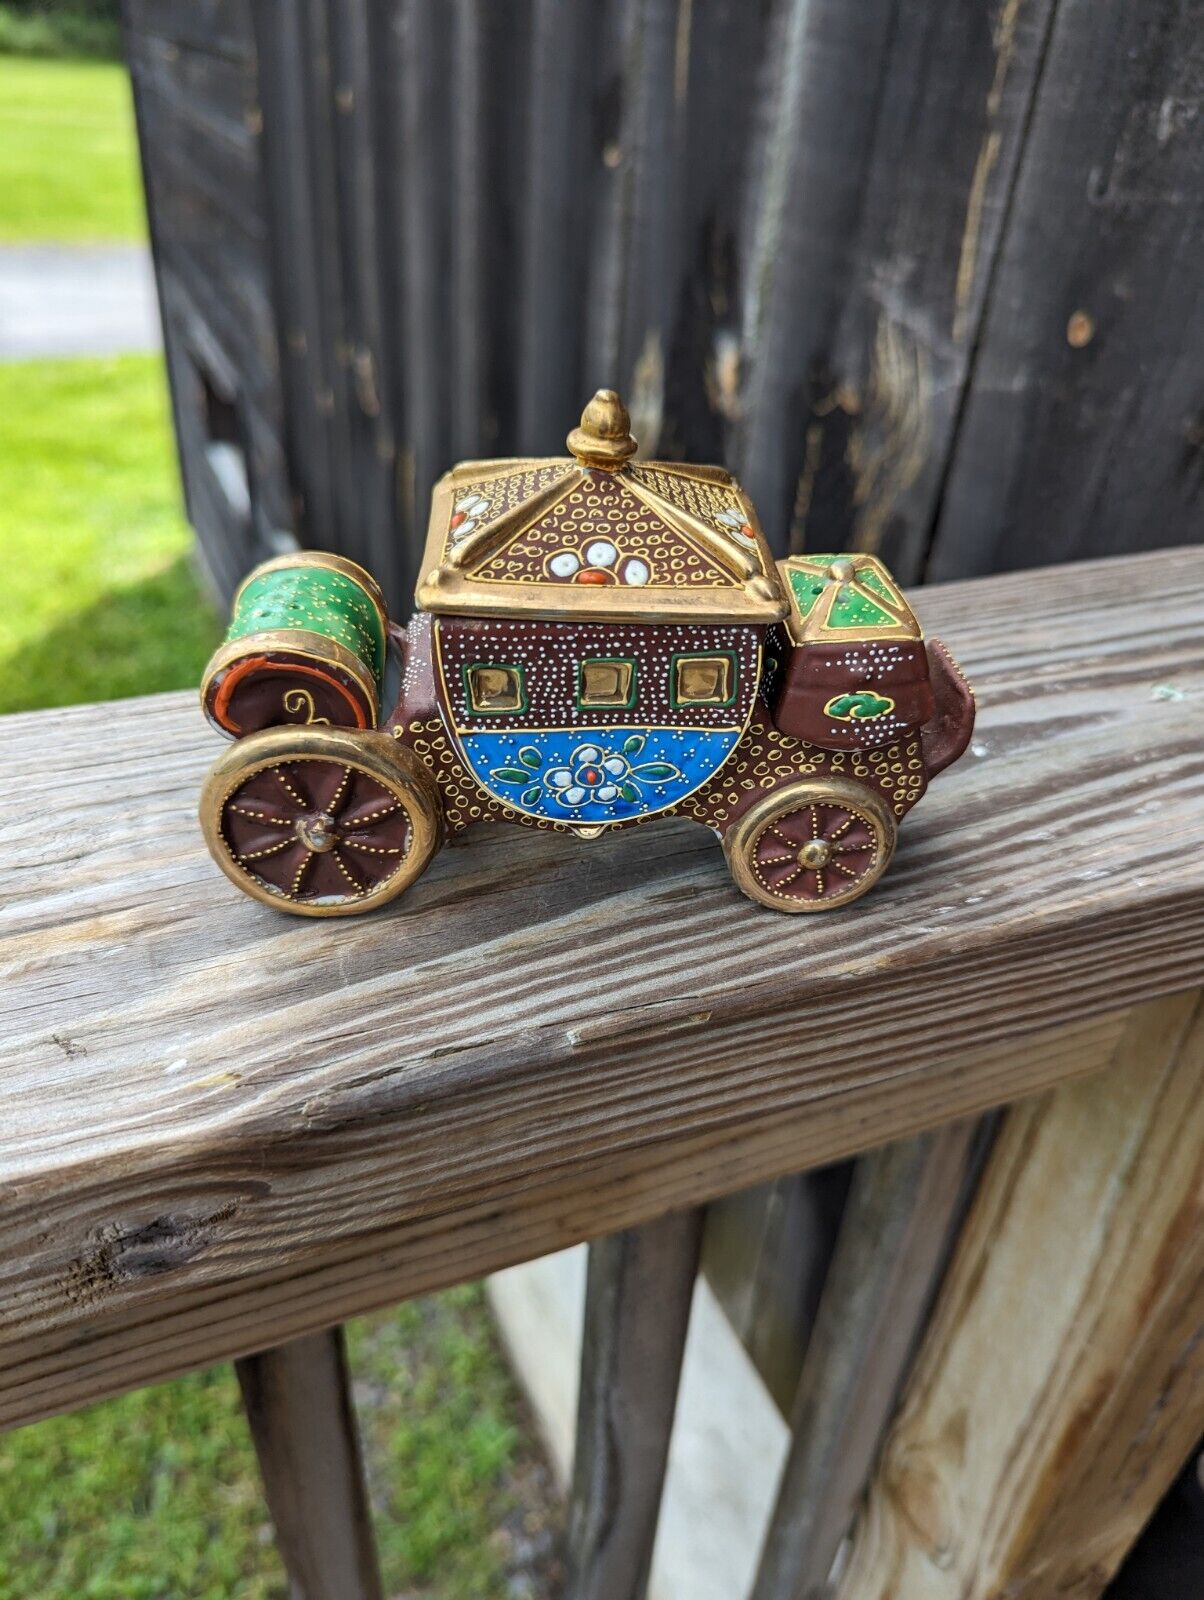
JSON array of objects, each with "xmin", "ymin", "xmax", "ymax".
[
  {"xmin": 415, "ymin": 390, "xmax": 788, "ymax": 625},
  {"xmin": 778, "ymin": 553, "xmax": 923, "ymax": 646}
]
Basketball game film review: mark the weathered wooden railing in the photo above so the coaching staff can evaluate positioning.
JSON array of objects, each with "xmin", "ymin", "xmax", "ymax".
[{"xmin": 2, "ymin": 547, "xmax": 1202, "ymax": 1599}]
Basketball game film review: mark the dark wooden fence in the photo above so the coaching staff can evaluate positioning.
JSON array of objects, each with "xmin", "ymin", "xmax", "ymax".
[{"xmin": 124, "ymin": 0, "xmax": 1204, "ymax": 611}]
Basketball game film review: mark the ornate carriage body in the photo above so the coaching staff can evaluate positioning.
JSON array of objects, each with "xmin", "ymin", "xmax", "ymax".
[{"xmin": 199, "ymin": 392, "xmax": 974, "ymax": 914}]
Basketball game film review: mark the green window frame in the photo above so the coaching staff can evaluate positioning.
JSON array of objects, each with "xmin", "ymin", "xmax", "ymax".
[
  {"xmin": 576, "ymin": 656, "xmax": 638, "ymax": 711},
  {"xmin": 462, "ymin": 661, "xmax": 528, "ymax": 715},
  {"xmin": 669, "ymin": 649, "xmax": 739, "ymax": 710}
]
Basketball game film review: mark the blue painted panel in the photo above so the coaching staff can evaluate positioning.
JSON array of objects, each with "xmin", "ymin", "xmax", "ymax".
[{"xmin": 455, "ymin": 725, "xmax": 740, "ymax": 823}]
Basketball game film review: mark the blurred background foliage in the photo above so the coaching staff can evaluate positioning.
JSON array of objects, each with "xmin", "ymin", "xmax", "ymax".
[{"xmin": 0, "ymin": 0, "xmax": 120, "ymax": 59}]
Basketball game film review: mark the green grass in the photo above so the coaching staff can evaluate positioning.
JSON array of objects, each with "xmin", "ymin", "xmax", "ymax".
[
  {"xmin": 0, "ymin": 54, "xmax": 143, "ymax": 240},
  {"xmin": 0, "ymin": 355, "xmax": 220, "ymax": 713},
  {"xmin": 0, "ymin": 1288, "xmax": 561, "ymax": 1600}
]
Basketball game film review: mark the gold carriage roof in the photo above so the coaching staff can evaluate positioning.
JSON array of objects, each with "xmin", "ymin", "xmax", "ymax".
[{"xmin": 416, "ymin": 390, "xmax": 789, "ymax": 625}]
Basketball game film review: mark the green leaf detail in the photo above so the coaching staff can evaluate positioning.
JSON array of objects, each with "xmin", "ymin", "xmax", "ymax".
[
  {"xmin": 491, "ymin": 767, "xmax": 531, "ymax": 784},
  {"xmin": 636, "ymin": 762, "xmax": 678, "ymax": 780},
  {"xmin": 622, "ymin": 734, "xmax": 646, "ymax": 755},
  {"xmin": 518, "ymin": 747, "xmax": 543, "ymax": 768},
  {"xmin": 825, "ymin": 690, "xmax": 894, "ymax": 721},
  {"xmin": 521, "ymin": 786, "xmax": 542, "ymax": 805},
  {"xmin": 619, "ymin": 783, "xmax": 639, "ymax": 802}
]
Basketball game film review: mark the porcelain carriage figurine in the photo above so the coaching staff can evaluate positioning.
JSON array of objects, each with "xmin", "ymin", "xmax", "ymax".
[{"xmin": 199, "ymin": 391, "xmax": 975, "ymax": 915}]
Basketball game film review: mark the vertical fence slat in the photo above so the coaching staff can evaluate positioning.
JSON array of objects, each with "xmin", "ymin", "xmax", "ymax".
[
  {"xmin": 835, "ymin": 992, "xmax": 1204, "ymax": 1600},
  {"xmin": 516, "ymin": 0, "xmax": 595, "ymax": 452},
  {"xmin": 702, "ymin": 1164, "xmax": 853, "ymax": 1417},
  {"xmin": 734, "ymin": 0, "xmax": 896, "ymax": 549},
  {"xmin": 564, "ymin": 1208, "xmax": 704, "ymax": 1600},
  {"xmin": 749, "ymin": 1120, "xmax": 986, "ymax": 1600},
  {"xmin": 236, "ymin": 1326, "xmax": 382, "ymax": 1600},
  {"xmin": 926, "ymin": 0, "xmax": 1204, "ymax": 579},
  {"xmin": 326, "ymin": 0, "xmax": 404, "ymax": 605},
  {"xmin": 583, "ymin": 0, "xmax": 682, "ymax": 455}
]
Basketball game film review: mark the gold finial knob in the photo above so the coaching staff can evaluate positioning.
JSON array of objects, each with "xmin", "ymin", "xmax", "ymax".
[{"xmin": 567, "ymin": 389, "xmax": 638, "ymax": 468}]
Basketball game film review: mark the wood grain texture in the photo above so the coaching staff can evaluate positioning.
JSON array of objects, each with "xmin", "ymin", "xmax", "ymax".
[
  {"xmin": 565, "ymin": 1209, "xmax": 703, "ymax": 1600},
  {"xmin": 835, "ymin": 991, "xmax": 1204, "ymax": 1600},
  {"xmin": 928, "ymin": 0, "xmax": 1204, "ymax": 579},
  {"xmin": 127, "ymin": 1, "xmax": 1204, "ymax": 610},
  {"xmin": 0, "ymin": 549, "xmax": 1202, "ymax": 1430},
  {"xmin": 236, "ymin": 1327, "xmax": 382, "ymax": 1600},
  {"xmin": 749, "ymin": 1121, "xmax": 985, "ymax": 1600},
  {"xmin": 702, "ymin": 1164, "xmax": 852, "ymax": 1416}
]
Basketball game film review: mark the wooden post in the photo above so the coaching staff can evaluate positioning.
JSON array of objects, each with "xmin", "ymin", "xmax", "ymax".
[
  {"xmin": 564, "ymin": 1208, "xmax": 704, "ymax": 1600},
  {"xmin": 236, "ymin": 1326, "xmax": 382, "ymax": 1600},
  {"xmin": 749, "ymin": 1119, "xmax": 985, "ymax": 1600},
  {"xmin": 835, "ymin": 991, "xmax": 1204, "ymax": 1600}
]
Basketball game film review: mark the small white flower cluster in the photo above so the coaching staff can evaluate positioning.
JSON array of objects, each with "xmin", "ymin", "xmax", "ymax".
[
  {"xmin": 545, "ymin": 539, "xmax": 651, "ymax": 586},
  {"xmin": 714, "ymin": 506, "xmax": 758, "ymax": 547},
  {"xmin": 450, "ymin": 492, "xmax": 492, "ymax": 543}
]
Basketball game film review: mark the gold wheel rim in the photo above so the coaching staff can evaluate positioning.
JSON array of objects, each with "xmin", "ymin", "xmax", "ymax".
[
  {"xmin": 200, "ymin": 727, "xmax": 440, "ymax": 917},
  {"xmin": 725, "ymin": 777, "xmax": 896, "ymax": 912}
]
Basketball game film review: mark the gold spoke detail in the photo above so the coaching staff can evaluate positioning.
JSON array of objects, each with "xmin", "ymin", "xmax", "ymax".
[
  {"xmin": 769, "ymin": 823, "xmax": 795, "ymax": 848},
  {"xmin": 833, "ymin": 860, "xmax": 859, "ymax": 878},
  {"xmin": 290, "ymin": 853, "xmax": 313, "ymax": 896},
  {"xmin": 331, "ymin": 851, "xmax": 367, "ymax": 893},
  {"xmin": 342, "ymin": 838, "xmax": 403, "ymax": 856},
  {"xmin": 324, "ymin": 765, "xmax": 352, "ymax": 816},
  {"xmin": 273, "ymin": 766, "xmax": 307, "ymax": 806},
  {"xmin": 773, "ymin": 866, "xmax": 803, "ymax": 889},
  {"xmin": 237, "ymin": 837, "xmax": 293, "ymax": 863},
  {"xmin": 229, "ymin": 805, "xmax": 292, "ymax": 827},
  {"xmin": 343, "ymin": 801, "xmax": 400, "ymax": 827},
  {"xmin": 757, "ymin": 851, "xmax": 796, "ymax": 865},
  {"xmin": 826, "ymin": 816, "xmax": 853, "ymax": 841}
]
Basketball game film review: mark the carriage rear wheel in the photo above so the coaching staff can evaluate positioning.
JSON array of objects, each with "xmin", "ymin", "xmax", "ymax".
[
  {"xmin": 724, "ymin": 777, "xmax": 896, "ymax": 912},
  {"xmin": 200, "ymin": 726, "xmax": 440, "ymax": 916}
]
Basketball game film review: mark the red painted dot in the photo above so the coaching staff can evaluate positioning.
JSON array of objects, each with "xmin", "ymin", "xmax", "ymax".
[
  {"xmin": 575, "ymin": 568, "xmax": 610, "ymax": 584},
  {"xmin": 450, "ymin": 511, "xmax": 466, "ymax": 529},
  {"xmin": 580, "ymin": 767, "xmax": 600, "ymax": 786}
]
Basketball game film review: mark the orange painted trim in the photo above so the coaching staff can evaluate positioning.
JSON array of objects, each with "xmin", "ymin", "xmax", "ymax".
[{"xmin": 211, "ymin": 656, "xmax": 370, "ymax": 734}]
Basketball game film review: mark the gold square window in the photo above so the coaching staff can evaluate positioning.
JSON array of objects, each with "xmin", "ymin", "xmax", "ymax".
[
  {"xmin": 578, "ymin": 658, "xmax": 636, "ymax": 709},
  {"xmin": 672, "ymin": 652, "xmax": 736, "ymax": 708},
  {"xmin": 465, "ymin": 663, "xmax": 526, "ymax": 714}
]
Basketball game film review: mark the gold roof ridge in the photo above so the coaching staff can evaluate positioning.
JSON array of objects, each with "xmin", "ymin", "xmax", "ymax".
[{"xmin": 415, "ymin": 393, "xmax": 789, "ymax": 625}]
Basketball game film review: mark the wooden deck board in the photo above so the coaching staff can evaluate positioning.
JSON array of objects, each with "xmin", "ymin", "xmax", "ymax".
[{"xmin": 1, "ymin": 547, "xmax": 1202, "ymax": 1430}]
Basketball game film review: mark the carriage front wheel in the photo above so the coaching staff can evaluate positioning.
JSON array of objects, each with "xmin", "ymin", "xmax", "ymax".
[
  {"xmin": 724, "ymin": 777, "xmax": 896, "ymax": 912},
  {"xmin": 200, "ymin": 726, "xmax": 440, "ymax": 916}
]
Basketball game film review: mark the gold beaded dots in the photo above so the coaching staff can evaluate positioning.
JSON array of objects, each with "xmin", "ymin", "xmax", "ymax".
[
  {"xmin": 630, "ymin": 464, "xmax": 735, "ymax": 525},
  {"xmin": 397, "ymin": 718, "xmax": 559, "ymax": 834},
  {"xmin": 441, "ymin": 463, "xmax": 578, "ymax": 560},
  {"xmin": 231, "ymin": 568, "xmax": 385, "ymax": 677},
  {"xmin": 679, "ymin": 712, "xmax": 926, "ymax": 829},
  {"xmin": 474, "ymin": 471, "xmax": 737, "ymax": 590}
]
